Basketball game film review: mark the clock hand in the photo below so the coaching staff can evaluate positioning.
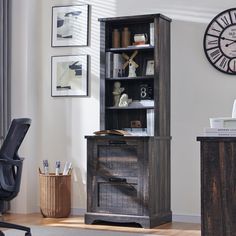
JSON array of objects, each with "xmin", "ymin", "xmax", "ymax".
[
  {"xmin": 225, "ymin": 40, "xmax": 236, "ymax": 47},
  {"xmin": 221, "ymin": 37, "xmax": 236, "ymax": 42}
]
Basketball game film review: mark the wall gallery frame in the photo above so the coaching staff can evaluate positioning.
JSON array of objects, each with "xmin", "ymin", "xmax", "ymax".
[
  {"xmin": 51, "ymin": 55, "xmax": 88, "ymax": 97},
  {"xmin": 51, "ymin": 5, "xmax": 89, "ymax": 47}
]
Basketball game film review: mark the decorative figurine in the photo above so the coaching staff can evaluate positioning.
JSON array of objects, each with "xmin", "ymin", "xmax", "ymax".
[
  {"xmin": 128, "ymin": 62, "xmax": 137, "ymax": 77},
  {"xmin": 112, "ymin": 81, "xmax": 124, "ymax": 106},
  {"xmin": 118, "ymin": 93, "xmax": 132, "ymax": 107},
  {"xmin": 122, "ymin": 50, "xmax": 139, "ymax": 77}
]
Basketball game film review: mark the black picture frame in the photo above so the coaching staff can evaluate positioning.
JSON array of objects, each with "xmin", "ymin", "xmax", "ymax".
[
  {"xmin": 143, "ymin": 57, "xmax": 154, "ymax": 76},
  {"xmin": 145, "ymin": 59, "xmax": 154, "ymax": 75},
  {"xmin": 51, "ymin": 4, "xmax": 89, "ymax": 47},
  {"xmin": 51, "ymin": 55, "xmax": 88, "ymax": 97}
]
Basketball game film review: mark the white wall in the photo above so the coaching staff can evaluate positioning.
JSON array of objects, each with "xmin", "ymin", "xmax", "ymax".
[
  {"xmin": 11, "ymin": 0, "xmax": 117, "ymax": 214},
  {"xmin": 10, "ymin": 0, "xmax": 236, "ymax": 221}
]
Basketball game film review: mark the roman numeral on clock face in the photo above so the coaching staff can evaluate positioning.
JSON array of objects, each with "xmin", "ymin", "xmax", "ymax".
[
  {"xmin": 205, "ymin": 35, "xmax": 220, "ymax": 50},
  {"xmin": 217, "ymin": 13, "xmax": 232, "ymax": 28},
  {"xmin": 219, "ymin": 57, "xmax": 227, "ymax": 68},
  {"xmin": 208, "ymin": 21, "xmax": 223, "ymax": 36},
  {"xmin": 229, "ymin": 58, "xmax": 236, "ymax": 72},
  {"xmin": 230, "ymin": 10, "xmax": 236, "ymax": 23},
  {"xmin": 213, "ymin": 56, "xmax": 230, "ymax": 72},
  {"xmin": 221, "ymin": 16, "xmax": 230, "ymax": 26},
  {"xmin": 209, "ymin": 48, "xmax": 221, "ymax": 60},
  {"xmin": 208, "ymin": 39, "xmax": 218, "ymax": 45}
]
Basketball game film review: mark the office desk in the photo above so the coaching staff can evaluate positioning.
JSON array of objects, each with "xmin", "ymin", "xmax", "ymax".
[{"xmin": 197, "ymin": 137, "xmax": 236, "ymax": 236}]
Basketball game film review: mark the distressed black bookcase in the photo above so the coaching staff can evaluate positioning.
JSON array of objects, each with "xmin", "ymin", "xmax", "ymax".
[{"xmin": 85, "ymin": 14, "xmax": 172, "ymax": 228}]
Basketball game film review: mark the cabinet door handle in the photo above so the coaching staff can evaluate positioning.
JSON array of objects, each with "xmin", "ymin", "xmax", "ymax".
[
  {"xmin": 108, "ymin": 177, "xmax": 127, "ymax": 183},
  {"xmin": 109, "ymin": 140, "xmax": 126, "ymax": 145}
]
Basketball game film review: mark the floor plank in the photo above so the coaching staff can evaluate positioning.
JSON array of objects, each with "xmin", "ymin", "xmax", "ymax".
[{"xmin": 1, "ymin": 213, "xmax": 201, "ymax": 236}]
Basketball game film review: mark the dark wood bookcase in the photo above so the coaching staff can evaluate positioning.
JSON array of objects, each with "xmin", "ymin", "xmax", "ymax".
[{"xmin": 85, "ymin": 14, "xmax": 172, "ymax": 228}]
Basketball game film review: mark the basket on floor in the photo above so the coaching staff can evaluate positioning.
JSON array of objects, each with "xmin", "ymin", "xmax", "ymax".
[{"xmin": 39, "ymin": 172, "xmax": 71, "ymax": 218}]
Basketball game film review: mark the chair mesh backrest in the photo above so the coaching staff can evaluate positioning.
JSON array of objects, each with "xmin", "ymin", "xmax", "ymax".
[{"xmin": 0, "ymin": 118, "xmax": 31, "ymax": 160}]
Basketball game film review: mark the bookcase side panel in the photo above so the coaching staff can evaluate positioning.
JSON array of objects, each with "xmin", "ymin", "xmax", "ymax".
[
  {"xmin": 100, "ymin": 21, "xmax": 106, "ymax": 130},
  {"xmin": 155, "ymin": 17, "xmax": 171, "ymax": 137},
  {"xmin": 149, "ymin": 138, "xmax": 172, "ymax": 219}
]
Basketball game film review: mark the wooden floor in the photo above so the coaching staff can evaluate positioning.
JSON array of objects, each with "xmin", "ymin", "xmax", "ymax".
[{"xmin": 2, "ymin": 213, "xmax": 201, "ymax": 235}]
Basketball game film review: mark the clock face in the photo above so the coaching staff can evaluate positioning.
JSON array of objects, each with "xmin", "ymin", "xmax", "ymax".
[{"xmin": 204, "ymin": 8, "xmax": 236, "ymax": 75}]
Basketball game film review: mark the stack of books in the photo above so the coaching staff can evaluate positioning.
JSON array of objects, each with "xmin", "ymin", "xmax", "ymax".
[
  {"xmin": 123, "ymin": 128, "xmax": 148, "ymax": 136},
  {"xmin": 204, "ymin": 128, "xmax": 236, "ymax": 137},
  {"xmin": 106, "ymin": 52, "xmax": 124, "ymax": 78}
]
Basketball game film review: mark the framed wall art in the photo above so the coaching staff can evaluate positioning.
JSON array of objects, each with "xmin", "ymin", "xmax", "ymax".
[
  {"xmin": 51, "ymin": 55, "xmax": 88, "ymax": 97},
  {"xmin": 51, "ymin": 4, "xmax": 89, "ymax": 47}
]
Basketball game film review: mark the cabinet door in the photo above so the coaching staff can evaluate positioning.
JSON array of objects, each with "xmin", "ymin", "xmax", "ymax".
[{"xmin": 89, "ymin": 138, "xmax": 147, "ymax": 215}]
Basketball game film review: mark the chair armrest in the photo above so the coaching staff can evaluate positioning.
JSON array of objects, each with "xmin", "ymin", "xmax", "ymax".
[
  {"xmin": 0, "ymin": 157, "xmax": 23, "ymax": 166},
  {"xmin": 0, "ymin": 154, "xmax": 24, "ymax": 192}
]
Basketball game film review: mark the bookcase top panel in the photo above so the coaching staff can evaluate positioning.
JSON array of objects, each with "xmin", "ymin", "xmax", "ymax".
[{"xmin": 98, "ymin": 13, "xmax": 172, "ymax": 23}]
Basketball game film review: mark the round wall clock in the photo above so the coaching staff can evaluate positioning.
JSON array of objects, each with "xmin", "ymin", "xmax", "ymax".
[{"xmin": 203, "ymin": 8, "xmax": 236, "ymax": 75}]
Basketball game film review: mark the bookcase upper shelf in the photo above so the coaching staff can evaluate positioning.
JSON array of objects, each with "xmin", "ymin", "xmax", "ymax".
[{"xmin": 107, "ymin": 46, "xmax": 154, "ymax": 52}]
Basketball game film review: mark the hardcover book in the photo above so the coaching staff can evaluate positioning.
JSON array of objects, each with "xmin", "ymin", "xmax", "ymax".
[{"xmin": 93, "ymin": 129, "xmax": 130, "ymax": 136}]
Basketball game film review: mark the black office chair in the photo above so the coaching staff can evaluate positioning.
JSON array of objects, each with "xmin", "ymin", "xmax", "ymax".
[{"xmin": 0, "ymin": 118, "xmax": 31, "ymax": 236}]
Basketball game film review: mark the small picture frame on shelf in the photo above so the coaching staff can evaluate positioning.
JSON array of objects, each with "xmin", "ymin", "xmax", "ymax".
[
  {"xmin": 51, "ymin": 55, "xmax": 88, "ymax": 97},
  {"xmin": 145, "ymin": 59, "xmax": 154, "ymax": 75},
  {"xmin": 51, "ymin": 5, "xmax": 89, "ymax": 47}
]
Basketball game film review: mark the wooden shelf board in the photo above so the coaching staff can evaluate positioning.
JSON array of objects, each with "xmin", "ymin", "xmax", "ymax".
[
  {"xmin": 107, "ymin": 46, "xmax": 154, "ymax": 52},
  {"xmin": 105, "ymin": 76, "xmax": 154, "ymax": 81},
  {"xmin": 106, "ymin": 106, "xmax": 154, "ymax": 110}
]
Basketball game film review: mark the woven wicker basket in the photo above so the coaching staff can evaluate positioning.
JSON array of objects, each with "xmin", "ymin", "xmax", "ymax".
[{"xmin": 39, "ymin": 173, "xmax": 71, "ymax": 218}]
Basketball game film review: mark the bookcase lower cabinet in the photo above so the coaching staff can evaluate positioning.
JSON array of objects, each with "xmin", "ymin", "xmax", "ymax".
[{"xmin": 85, "ymin": 135, "xmax": 172, "ymax": 228}]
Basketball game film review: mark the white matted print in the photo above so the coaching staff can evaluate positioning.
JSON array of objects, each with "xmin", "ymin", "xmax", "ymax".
[
  {"xmin": 51, "ymin": 55, "xmax": 88, "ymax": 97},
  {"xmin": 52, "ymin": 5, "xmax": 89, "ymax": 47}
]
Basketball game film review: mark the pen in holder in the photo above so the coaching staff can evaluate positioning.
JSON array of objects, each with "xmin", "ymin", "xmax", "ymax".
[
  {"xmin": 55, "ymin": 161, "xmax": 60, "ymax": 176},
  {"xmin": 63, "ymin": 161, "xmax": 72, "ymax": 175},
  {"xmin": 43, "ymin": 160, "xmax": 49, "ymax": 175}
]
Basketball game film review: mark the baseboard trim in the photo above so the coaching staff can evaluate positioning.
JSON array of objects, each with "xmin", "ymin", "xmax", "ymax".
[
  {"xmin": 71, "ymin": 208, "xmax": 200, "ymax": 224},
  {"xmin": 173, "ymin": 214, "xmax": 200, "ymax": 223},
  {"xmin": 71, "ymin": 208, "xmax": 86, "ymax": 216}
]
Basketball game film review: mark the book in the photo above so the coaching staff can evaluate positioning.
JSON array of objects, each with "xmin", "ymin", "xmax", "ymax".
[
  {"xmin": 204, "ymin": 133, "xmax": 236, "ymax": 137},
  {"xmin": 106, "ymin": 52, "xmax": 113, "ymax": 78},
  {"xmin": 150, "ymin": 23, "xmax": 154, "ymax": 46},
  {"xmin": 113, "ymin": 53, "xmax": 124, "ymax": 78},
  {"xmin": 127, "ymin": 44, "xmax": 151, "ymax": 49},
  {"xmin": 147, "ymin": 109, "xmax": 154, "ymax": 136},
  {"xmin": 93, "ymin": 129, "xmax": 130, "ymax": 136},
  {"xmin": 129, "ymin": 100, "xmax": 154, "ymax": 108},
  {"xmin": 204, "ymin": 128, "xmax": 236, "ymax": 133},
  {"xmin": 204, "ymin": 127, "xmax": 236, "ymax": 137},
  {"xmin": 123, "ymin": 128, "xmax": 148, "ymax": 136}
]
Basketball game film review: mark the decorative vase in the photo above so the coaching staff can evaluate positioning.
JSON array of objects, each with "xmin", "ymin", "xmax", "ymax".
[
  {"xmin": 112, "ymin": 29, "xmax": 120, "ymax": 48},
  {"xmin": 122, "ymin": 27, "xmax": 130, "ymax": 48}
]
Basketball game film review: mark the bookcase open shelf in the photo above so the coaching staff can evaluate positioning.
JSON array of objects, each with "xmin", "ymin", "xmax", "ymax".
[{"xmin": 85, "ymin": 13, "xmax": 171, "ymax": 228}]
